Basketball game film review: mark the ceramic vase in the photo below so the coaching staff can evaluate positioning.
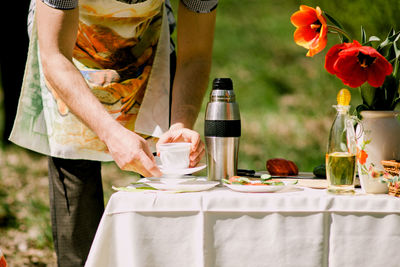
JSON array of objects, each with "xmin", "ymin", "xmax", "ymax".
[{"xmin": 356, "ymin": 111, "xmax": 400, "ymax": 194}]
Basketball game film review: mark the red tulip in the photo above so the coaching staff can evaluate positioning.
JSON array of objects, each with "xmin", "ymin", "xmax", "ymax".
[
  {"xmin": 291, "ymin": 5, "xmax": 328, "ymax": 57},
  {"xmin": 325, "ymin": 40, "xmax": 393, "ymax": 88}
]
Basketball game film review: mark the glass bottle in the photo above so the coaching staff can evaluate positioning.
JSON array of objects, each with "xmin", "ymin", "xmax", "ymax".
[{"xmin": 326, "ymin": 89, "xmax": 357, "ymax": 194}]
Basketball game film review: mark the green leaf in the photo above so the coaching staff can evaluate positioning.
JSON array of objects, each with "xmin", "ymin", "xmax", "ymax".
[
  {"xmin": 393, "ymin": 97, "xmax": 400, "ymax": 109},
  {"xmin": 361, "ymin": 26, "xmax": 366, "ymax": 44},
  {"xmin": 369, "ymin": 36, "xmax": 381, "ymax": 42},
  {"xmin": 341, "ymin": 36, "xmax": 349, "ymax": 43},
  {"xmin": 222, "ymin": 178, "xmax": 230, "ymax": 184},
  {"xmin": 393, "ymin": 41, "xmax": 400, "ymax": 59},
  {"xmin": 388, "ymin": 29, "xmax": 400, "ymax": 42},
  {"xmin": 324, "ymin": 12, "xmax": 344, "ymax": 29},
  {"xmin": 364, "ymin": 36, "xmax": 381, "ymax": 46},
  {"xmin": 392, "ymin": 57, "xmax": 400, "ymax": 81},
  {"xmin": 355, "ymin": 104, "xmax": 370, "ymax": 118},
  {"xmin": 324, "ymin": 12, "xmax": 349, "ymax": 43},
  {"xmin": 378, "ymin": 28, "xmax": 395, "ymax": 53},
  {"xmin": 394, "ymin": 31, "xmax": 400, "ymax": 42},
  {"xmin": 360, "ymin": 85, "xmax": 377, "ymax": 107}
]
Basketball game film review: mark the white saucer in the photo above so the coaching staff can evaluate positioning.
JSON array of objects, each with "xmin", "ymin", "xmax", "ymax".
[
  {"xmin": 225, "ymin": 181, "xmax": 297, "ymax": 193},
  {"xmin": 139, "ymin": 176, "xmax": 198, "ymax": 185},
  {"xmin": 145, "ymin": 180, "xmax": 219, "ymax": 192},
  {"xmin": 159, "ymin": 163, "xmax": 207, "ymax": 176}
]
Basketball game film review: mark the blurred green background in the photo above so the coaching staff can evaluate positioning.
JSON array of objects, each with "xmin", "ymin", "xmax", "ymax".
[
  {"xmin": 191, "ymin": 0, "xmax": 400, "ymax": 172},
  {"xmin": 1, "ymin": 0, "xmax": 400, "ymax": 170},
  {"xmin": 0, "ymin": 0, "xmax": 400, "ymax": 264}
]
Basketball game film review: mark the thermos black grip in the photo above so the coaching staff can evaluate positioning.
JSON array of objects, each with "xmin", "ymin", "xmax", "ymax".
[{"xmin": 204, "ymin": 120, "xmax": 241, "ymax": 137}]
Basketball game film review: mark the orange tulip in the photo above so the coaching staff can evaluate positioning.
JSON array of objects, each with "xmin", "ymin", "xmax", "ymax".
[{"xmin": 291, "ymin": 5, "xmax": 328, "ymax": 57}]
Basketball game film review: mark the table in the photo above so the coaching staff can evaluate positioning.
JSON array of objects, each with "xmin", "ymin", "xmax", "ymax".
[{"xmin": 85, "ymin": 186, "xmax": 400, "ymax": 267}]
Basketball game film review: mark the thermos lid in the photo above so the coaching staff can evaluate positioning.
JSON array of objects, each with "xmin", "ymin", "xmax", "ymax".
[{"xmin": 212, "ymin": 78, "xmax": 233, "ymax": 90}]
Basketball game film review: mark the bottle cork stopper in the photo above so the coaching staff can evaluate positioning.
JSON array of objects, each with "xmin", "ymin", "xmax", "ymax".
[{"xmin": 337, "ymin": 88, "xmax": 351, "ymax": 106}]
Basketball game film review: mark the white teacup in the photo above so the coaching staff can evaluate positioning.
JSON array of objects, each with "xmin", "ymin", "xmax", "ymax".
[{"xmin": 158, "ymin": 142, "xmax": 191, "ymax": 170}]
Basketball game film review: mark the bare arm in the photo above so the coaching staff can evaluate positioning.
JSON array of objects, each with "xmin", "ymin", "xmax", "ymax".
[
  {"xmin": 157, "ymin": 2, "xmax": 216, "ymax": 166},
  {"xmin": 170, "ymin": 1, "xmax": 217, "ymax": 130},
  {"xmin": 36, "ymin": 0, "xmax": 162, "ymax": 177}
]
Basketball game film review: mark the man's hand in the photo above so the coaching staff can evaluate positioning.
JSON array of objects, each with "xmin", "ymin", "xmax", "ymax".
[
  {"xmin": 161, "ymin": 3, "xmax": 215, "ymax": 168},
  {"xmin": 157, "ymin": 124, "xmax": 205, "ymax": 168},
  {"xmin": 105, "ymin": 126, "xmax": 162, "ymax": 177}
]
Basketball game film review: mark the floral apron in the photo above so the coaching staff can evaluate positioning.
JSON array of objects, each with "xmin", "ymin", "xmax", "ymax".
[{"xmin": 10, "ymin": 0, "xmax": 171, "ymax": 161}]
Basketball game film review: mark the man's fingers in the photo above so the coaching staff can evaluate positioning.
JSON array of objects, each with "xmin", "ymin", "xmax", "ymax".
[
  {"xmin": 190, "ymin": 144, "xmax": 205, "ymax": 167},
  {"xmin": 157, "ymin": 132, "xmax": 175, "ymax": 145},
  {"xmin": 142, "ymin": 141, "xmax": 157, "ymax": 163},
  {"xmin": 156, "ymin": 128, "xmax": 205, "ymax": 168},
  {"xmin": 137, "ymin": 151, "xmax": 162, "ymax": 177},
  {"xmin": 124, "ymin": 163, "xmax": 162, "ymax": 178},
  {"xmin": 123, "ymin": 165, "xmax": 152, "ymax": 178},
  {"xmin": 187, "ymin": 130, "xmax": 201, "ymax": 151},
  {"xmin": 123, "ymin": 151, "xmax": 162, "ymax": 177},
  {"xmin": 190, "ymin": 141, "xmax": 204, "ymax": 160}
]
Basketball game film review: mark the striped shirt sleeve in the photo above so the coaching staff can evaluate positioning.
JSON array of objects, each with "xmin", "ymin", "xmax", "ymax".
[
  {"xmin": 40, "ymin": 0, "xmax": 217, "ymax": 13},
  {"xmin": 41, "ymin": 0, "xmax": 78, "ymax": 10},
  {"xmin": 181, "ymin": 0, "xmax": 218, "ymax": 13}
]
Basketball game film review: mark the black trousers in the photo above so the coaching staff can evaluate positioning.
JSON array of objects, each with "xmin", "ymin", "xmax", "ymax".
[
  {"xmin": 48, "ymin": 157, "xmax": 104, "ymax": 267},
  {"xmin": 47, "ymin": 51, "xmax": 177, "ymax": 267}
]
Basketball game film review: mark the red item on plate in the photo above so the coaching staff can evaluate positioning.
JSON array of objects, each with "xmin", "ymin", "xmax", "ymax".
[{"xmin": 266, "ymin": 158, "xmax": 299, "ymax": 176}]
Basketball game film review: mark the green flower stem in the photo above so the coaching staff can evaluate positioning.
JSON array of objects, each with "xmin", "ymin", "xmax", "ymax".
[
  {"xmin": 327, "ymin": 25, "xmax": 352, "ymax": 42},
  {"xmin": 360, "ymin": 85, "xmax": 376, "ymax": 108}
]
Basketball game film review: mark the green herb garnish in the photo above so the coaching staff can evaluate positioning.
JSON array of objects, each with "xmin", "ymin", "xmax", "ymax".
[
  {"xmin": 222, "ymin": 179, "xmax": 230, "ymax": 184},
  {"xmin": 232, "ymin": 177, "xmax": 251, "ymax": 185},
  {"xmin": 260, "ymin": 174, "xmax": 272, "ymax": 181}
]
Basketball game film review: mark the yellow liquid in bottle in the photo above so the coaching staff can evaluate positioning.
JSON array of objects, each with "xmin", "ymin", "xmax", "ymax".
[{"xmin": 326, "ymin": 152, "xmax": 356, "ymax": 194}]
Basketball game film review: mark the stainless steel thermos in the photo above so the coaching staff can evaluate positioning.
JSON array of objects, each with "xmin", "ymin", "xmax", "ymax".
[{"xmin": 204, "ymin": 78, "xmax": 241, "ymax": 182}]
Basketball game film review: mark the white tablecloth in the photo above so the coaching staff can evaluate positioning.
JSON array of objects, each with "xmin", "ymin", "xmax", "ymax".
[{"xmin": 85, "ymin": 186, "xmax": 400, "ymax": 267}]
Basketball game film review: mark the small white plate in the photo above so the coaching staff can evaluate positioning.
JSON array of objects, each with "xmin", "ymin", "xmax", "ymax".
[
  {"xmin": 159, "ymin": 163, "xmax": 207, "ymax": 176},
  {"xmin": 139, "ymin": 176, "xmax": 198, "ymax": 185},
  {"xmin": 145, "ymin": 180, "xmax": 219, "ymax": 192},
  {"xmin": 225, "ymin": 181, "xmax": 297, "ymax": 193}
]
